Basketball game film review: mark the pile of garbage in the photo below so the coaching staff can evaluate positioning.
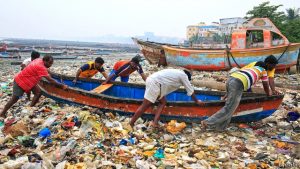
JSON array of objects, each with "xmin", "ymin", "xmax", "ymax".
[{"xmin": 0, "ymin": 59, "xmax": 300, "ymax": 168}]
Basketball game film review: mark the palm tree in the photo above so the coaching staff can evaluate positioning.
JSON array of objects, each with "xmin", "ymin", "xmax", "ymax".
[{"xmin": 286, "ymin": 8, "xmax": 300, "ymax": 20}]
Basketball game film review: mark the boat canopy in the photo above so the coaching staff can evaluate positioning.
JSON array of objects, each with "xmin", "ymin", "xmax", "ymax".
[{"xmin": 231, "ymin": 28, "xmax": 289, "ymax": 50}]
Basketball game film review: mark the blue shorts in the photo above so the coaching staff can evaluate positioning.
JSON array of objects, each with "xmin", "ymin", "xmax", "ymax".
[{"xmin": 109, "ymin": 70, "xmax": 129, "ymax": 83}]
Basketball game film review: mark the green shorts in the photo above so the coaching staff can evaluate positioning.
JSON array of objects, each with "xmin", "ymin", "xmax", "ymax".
[{"xmin": 13, "ymin": 81, "xmax": 25, "ymax": 97}]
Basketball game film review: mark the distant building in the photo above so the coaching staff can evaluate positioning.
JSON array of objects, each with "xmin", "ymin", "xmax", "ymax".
[
  {"xmin": 186, "ymin": 22, "xmax": 221, "ymax": 40},
  {"xmin": 198, "ymin": 25, "xmax": 220, "ymax": 37},
  {"xmin": 219, "ymin": 17, "xmax": 247, "ymax": 35}
]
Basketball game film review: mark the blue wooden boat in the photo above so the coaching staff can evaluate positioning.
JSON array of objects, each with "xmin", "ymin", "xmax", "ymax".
[
  {"xmin": 39, "ymin": 72, "xmax": 284, "ymax": 123},
  {"xmin": 0, "ymin": 52, "xmax": 20, "ymax": 59}
]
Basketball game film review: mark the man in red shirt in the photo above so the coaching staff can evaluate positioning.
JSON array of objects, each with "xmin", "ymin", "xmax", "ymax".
[
  {"xmin": 102, "ymin": 54, "xmax": 147, "ymax": 84},
  {"xmin": 0, "ymin": 55, "xmax": 67, "ymax": 118}
]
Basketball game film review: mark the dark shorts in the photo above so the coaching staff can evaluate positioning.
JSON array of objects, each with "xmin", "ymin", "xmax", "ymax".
[{"xmin": 13, "ymin": 81, "xmax": 25, "ymax": 97}]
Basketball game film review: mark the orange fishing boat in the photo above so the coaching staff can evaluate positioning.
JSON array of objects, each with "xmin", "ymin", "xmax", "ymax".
[
  {"xmin": 134, "ymin": 18, "xmax": 300, "ymax": 72},
  {"xmin": 39, "ymin": 72, "xmax": 284, "ymax": 123}
]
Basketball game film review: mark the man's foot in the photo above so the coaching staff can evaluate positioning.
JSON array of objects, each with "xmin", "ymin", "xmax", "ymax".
[
  {"xmin": 149, "ymin": 121, "xmax": 159, "ymax": 128},
  {"xmin": 123, "ymin": 123, "xmax": 133, "ymax": 132},
  {"xmin": 0, "ymin": 110, "xmax": 6, "ymax": 120},
  {"xmin": 200, "ymin": 120, "xmax": 208, "ymax": 131}
]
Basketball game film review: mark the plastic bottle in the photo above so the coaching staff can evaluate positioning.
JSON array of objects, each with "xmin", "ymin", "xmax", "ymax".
[
  {"xmin": 153, "ymin": 148, "xmax": 165, "ymax": 159},
  {"xmin": 55, "ymin": 139, "xmax": 77, "ymax": 161},
  {"xmin": 42, "ymin": 116, "xmax": 57, "ymax": 127}
]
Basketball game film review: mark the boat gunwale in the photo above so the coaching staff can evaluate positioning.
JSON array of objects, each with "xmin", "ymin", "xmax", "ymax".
[
  {"xmin": 44, "ymin": 72, "xmax": 284, "ymax": 107},
  {"xmin": 162, "ymin": 43, "xmax": 300, "ymax": 53}
]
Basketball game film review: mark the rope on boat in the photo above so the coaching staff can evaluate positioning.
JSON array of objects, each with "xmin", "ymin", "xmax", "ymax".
[
  {"xmin": 226, "ymin": 45, "xmax": 241, "ymax": 68},
  {"xmin": 276, "ymin": 43, "xmax": 290, "ymax": 62}
]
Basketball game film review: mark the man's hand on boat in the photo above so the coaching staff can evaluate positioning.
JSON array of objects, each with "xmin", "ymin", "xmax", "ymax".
[
  {"xmin": 72, "ymin": 79, "xmax": 77, "ymax": 84},
  {"xmin": 62, "ymin": 84, "xmax": 68, "ymax": 90},
  {"xmin": 102, "ymin": 81, "xmax": 111, "ymax": 85},
  {"xmin": 196, "ymin": 100, "xmax": 205, "ymax": 106},
  {"xmin": 272, "ymin": 90, "xmax": 281, "ymax": 95}
]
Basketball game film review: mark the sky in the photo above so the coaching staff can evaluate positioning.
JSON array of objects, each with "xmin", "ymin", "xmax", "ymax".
[{"xmin": 0, "ymin": 0, "xmax": 299, "ymax": 41}]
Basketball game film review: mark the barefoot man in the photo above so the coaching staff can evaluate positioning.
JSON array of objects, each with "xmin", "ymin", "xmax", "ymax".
[{"xmin": 130, "ymin": 69, "xmax": 203, "ymax": 127}]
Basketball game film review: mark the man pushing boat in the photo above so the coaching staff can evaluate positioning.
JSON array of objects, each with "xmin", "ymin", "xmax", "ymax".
[
  {"xmin": 102, "ymin": 54, "xmax": 147, "ymax": 84},
  {"xmin": 201, "ymin": 56, "xmax": 279, "ymax": 131},
  {"xmin": 0, "ymin": 55, "xmax": 67, "ymax": 119},
  {"xmin": 129, "ymin": 68, "xmax": 203, "ymax": 128},
  {"xmin": 242, "ymin": 55, "xmax": 280, "ymax": 95},
  {"xmin": 73, "ymin": 57, "xmax": 108, "ymax": 84}
]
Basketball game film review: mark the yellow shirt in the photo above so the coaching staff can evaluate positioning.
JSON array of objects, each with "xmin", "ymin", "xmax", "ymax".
[{"xmin": 242, "ymin": 62, "xmax": 275, "ymax": 78}]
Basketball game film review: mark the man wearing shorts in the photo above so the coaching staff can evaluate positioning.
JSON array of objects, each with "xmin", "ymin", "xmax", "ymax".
[
  {"xmin": 129, "ymin": 69, "xmax": 203, "ymax": 127},
  {"xmin": 0, "ymin": 55, "xmax": 67, "ymax": 119},
  {"xmin": 102, "ymin": 54, "xmax": 147, "ymax": 84}
]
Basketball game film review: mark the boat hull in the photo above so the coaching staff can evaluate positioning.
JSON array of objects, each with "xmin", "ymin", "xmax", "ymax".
[
  {"xmin": 163, "ymin": 44, "xmax": 300, "ymax": 71},
  {"xmin": 39, "ymin": 73, "xmax": 284, "ymax": 123},
  {"xmin": 52, "ymin": 55, "xmax": 78, "ymax": 60},
  {"xmin": 0, "ymin": 52, "xmax": 21, "ymax": 59},
  {"xmin": 133, "ymin": 38, "xmax": 169, "ymax": 66}
]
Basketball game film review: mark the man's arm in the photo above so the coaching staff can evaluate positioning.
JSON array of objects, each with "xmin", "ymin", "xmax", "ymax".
[
  {"xmin": 140, "ymin": 73, "xmax": 147, "ymax": 81},
  {"xmin": 73, "ymin": 69, "xmax": 82, "ymax": 83},
  {"xmin": 101, "ymin": 72, "xmax": 108, "ymax": 79},
  {"xmin": 269, "ymin": 77, "xmax": 280, "ymax": 95},
  {"xmin": 262, "ymin": 81, "xmax": 271, "ymax": 96},
  {"xmin": 102, "ymin": 73, "xmax": 115, "ymax": 85},
  {"xmin": 20, "ymin": 64, "xmax": 26, "ymax": 70},
  {"xmin": 44, "ymin": 76, "xmax": 67, "ymax": 89},
  {"xmin": 180, "ymin": 75, "xmax": 203, "ymax": 105}
]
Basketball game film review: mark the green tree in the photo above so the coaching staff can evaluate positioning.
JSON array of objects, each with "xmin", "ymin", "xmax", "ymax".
[
  {"xmin": 286, "ymin": 8, "xmax": 300, "ymax": 20},
  {"xmin": 189, "ymin": 34, "xmax": 199, "ymax": 44},
  {"xmin": 282, "ymin": 20, "xmax": 300, "ymax": 42},
  {"xmin": 245, "ymin": 1, "xmax": 300, "ymax": 42},
  {"xmin": 282, "ymin": 8, "xmax": 300, "ymax": 42},
  {"xmin": 245, "ymin": 1, "xmax": 286, "ymax": 30}
]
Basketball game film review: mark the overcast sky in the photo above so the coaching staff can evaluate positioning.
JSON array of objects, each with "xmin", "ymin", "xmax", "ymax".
[{"xmin": 0, "ymin": 0, "xmax": 299, "ymax": 41}]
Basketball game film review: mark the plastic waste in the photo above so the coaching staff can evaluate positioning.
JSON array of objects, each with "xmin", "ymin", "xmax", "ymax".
[
  {"xmin": 154, "ymin": 148, "xmax": 165, "ymax": 159},
  {"xmin": 21, "ymin": 162, "xmax": 42, "ymax": 169},
  {"xmin": 287, "ymin": 111, "xmax": 300, "ymax": 122},
  {"xmin": 119, "ymin": 139, "xmax": 128, "ymax": 146},
  {"xmin": 17, "ymin": 136, "xmax": 35, "ymax": 148},
  {"xmin": 39, "ymin": 128, "xmax": 51, "ymax": 138},
  {"xmin": 1, "ymin": 156, "xmax": 29, "ymax": 169},
  {"xmin": 53, "ymin": 139, "xmax": 77, "ymax": 162},
  {"xmin": 0, "ymin": 82, "xmax": 8, "ymax": 90},
  {"xmin": 166, "ymin": 120, "xmax": 186, "ymax": 134},
  {"xmin": 42, "ymin": 116, "xmax": 57, "ymax": 127},
  {"xmin": 61, "ymin": 121, "xmax": 75, "ymax": 129}
]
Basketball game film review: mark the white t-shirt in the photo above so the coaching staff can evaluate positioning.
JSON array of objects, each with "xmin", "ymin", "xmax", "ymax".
[
  {"xmin": 22, "ymin": 58, "xmax": 31, "ymax": 66},
  {"xmin": 149, "ymin": 69, "xmax": 194, "ymax": 97}
]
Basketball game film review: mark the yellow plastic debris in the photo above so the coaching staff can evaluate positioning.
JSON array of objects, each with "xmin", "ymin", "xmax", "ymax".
[{"xmin": 166, "ymin": 120, "xmax": 187, "ymax": 134}]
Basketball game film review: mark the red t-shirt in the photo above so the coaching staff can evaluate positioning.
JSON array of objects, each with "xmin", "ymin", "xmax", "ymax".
[
  {"xmin": 113, "ymin": 60, "xmax": 130, "ymax": 71},
  {"xmin": 15, "ymin": 58, "xmax": 49, "ymax": 92}
]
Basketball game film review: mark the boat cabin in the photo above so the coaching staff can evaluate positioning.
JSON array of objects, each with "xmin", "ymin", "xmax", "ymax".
[{"xmin": 230, "ymin": 28, "xmax": 289, "ymax": 50}]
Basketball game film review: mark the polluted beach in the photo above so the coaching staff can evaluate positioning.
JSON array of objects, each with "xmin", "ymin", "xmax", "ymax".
[{"xmin": 1, "ymin": 1, "xmax": 300, "ymax": 169}]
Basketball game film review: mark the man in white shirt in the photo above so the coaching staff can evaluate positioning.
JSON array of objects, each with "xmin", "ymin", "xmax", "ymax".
[
  {"xmin": 21, "ymin": 51, "xmax": 40, "ymax": 70},
  {"xmin": 129, "ymin": 69, "xmax": 203, "ymax": 128}
]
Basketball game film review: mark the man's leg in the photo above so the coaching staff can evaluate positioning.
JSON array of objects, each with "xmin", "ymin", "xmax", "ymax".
[
  {"xmin": 152, "ymin": 97, "xmax": 167, "ymax": 127},
  {"xmin": 0, "ymin": 95, "xmax": 19, "ymax": 118},
  {"xmin": 204, "ymin": 78, "xmax": 243, "ymax": 131},
  {"xmin": 108, "ymin": 70, "xmax": 117, "ymax": 82},
  {"xmin": 26, "ymin": 92, "xmax": 31, "ymax": 101},
  {"xmin": 129, "ymin": 99, "xmax": 152, "ymax": 127},
  {"xmin": 30, "ymin": 86, "xmax": 42, "ymax": 107},
  {"xmin": 1, "ymin": 81, "xmax": 24, "ymax": 118},
  {"xmin": 121, "ymin": 76, "xmax": 129, "ymax": 83}
]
